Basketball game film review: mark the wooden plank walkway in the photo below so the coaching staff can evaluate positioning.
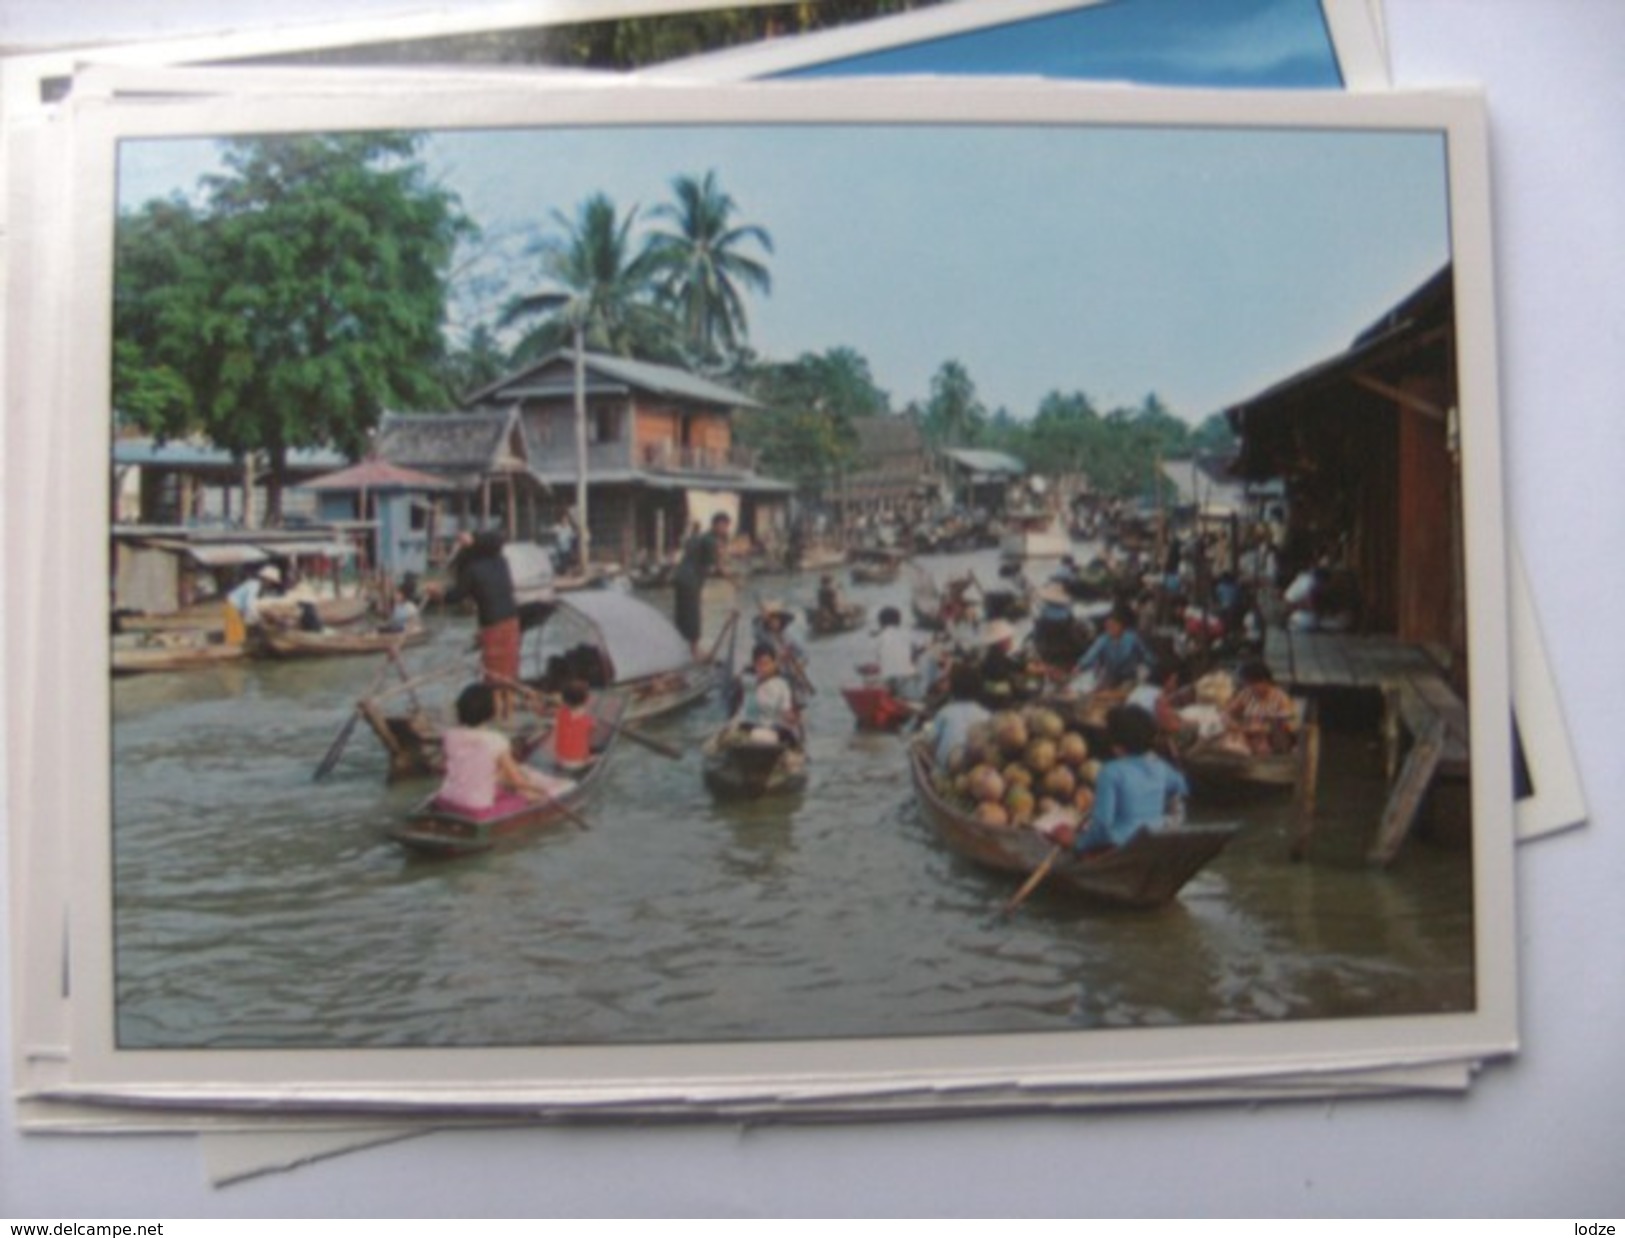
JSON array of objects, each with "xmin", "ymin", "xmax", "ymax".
[
  {"xmin": 1262, "ymin": 627, "xmax": 1471, "ymax": 865},
  {"xmin": 1263, "ymin": 628, "xmax": 1470, "ymax": 775}
]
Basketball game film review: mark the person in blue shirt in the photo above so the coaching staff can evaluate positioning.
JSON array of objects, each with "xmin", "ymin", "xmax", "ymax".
[
  {"xmin": 1067, "ymin": 704, "xmax": 1189, "ymax": 853},
  {"xmin": 1072, "ymin": 603, "xmax": 1156, "ymax": 690}
]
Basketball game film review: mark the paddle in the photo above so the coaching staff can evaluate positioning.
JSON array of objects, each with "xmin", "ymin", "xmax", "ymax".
[
  {"xmin": 532, "ymin": 786, "xmax": 592, "ymax": 832},
  {"xmin": 312, "ymin": 707, "xmax": 363, "ymax": 782},
  {"xmin": 621, "ymin": 726, "xmax": 683, "ymax": 760},
  {"xmin": 312, "ymin": 650, "xmax": 403, "ymax": 781},
  {"xmin": 999, "ymin": 844, "xmax": 1065, "ymax": 919}
]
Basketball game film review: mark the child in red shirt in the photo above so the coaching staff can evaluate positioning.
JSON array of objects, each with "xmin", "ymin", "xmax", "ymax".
[{"xmin": 553, "ymin": 679, "xmax": 595, "ymax": 771}]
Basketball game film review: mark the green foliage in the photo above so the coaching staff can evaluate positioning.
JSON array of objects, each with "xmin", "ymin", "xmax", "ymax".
[
  {"xmin": 502, "ymin": 193, "xmax": 679, "ymax": 364},
  {"xmin": 113, "ymin": 132, "xmax": 472, "ymax": 517},
  {"xmin": 731, "ymin": 346, "xmax": 892, "ymax": 486},
  {"xmin": 647, "ymin": 171, "xmax": 774, "ymax": 369},
  {"xmin": 440, "ymin": 323, "xmax": 512, "ymax": 402},
  {"xmin": 1190, "ymin": 411, "xmax": 1239, "ymax": 455},
  {"xmin": 554, "ymin": 2, "xmax": 943, "ymax": 71},
  {"xmin": 920, "ymin": 360, "xmax": 986, "ymax": 448}
]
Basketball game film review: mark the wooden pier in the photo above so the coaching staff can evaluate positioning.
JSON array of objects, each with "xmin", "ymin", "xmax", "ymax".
[{"xmin": 1263, "ymin": 627, "xmax": 1470, "ymax": 864}]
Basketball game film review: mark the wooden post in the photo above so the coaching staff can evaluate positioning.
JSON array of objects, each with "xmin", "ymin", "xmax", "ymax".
[
  {"xmin": 1289, "ymin": 696, "xmax": 1321, "ymax": 861},
  {"xmin": 1369, "ymin": 714, "xmax": 1447, "ymax": 866}
]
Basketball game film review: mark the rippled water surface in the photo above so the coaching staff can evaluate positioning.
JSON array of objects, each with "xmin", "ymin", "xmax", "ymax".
[{"xmin": 111, "ymin": 551, "xmax": 1476, "ymax": 1049}]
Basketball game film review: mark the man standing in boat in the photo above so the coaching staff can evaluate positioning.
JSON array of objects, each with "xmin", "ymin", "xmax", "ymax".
[
  {"xmin": 673, "ymin": 511, "xmax": 735, "ymax": 661},
  {"xmin": 427, "ymin": 530, "xmax": 521, "ymax": 721}
]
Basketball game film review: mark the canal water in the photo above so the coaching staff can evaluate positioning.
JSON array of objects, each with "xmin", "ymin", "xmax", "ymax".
[{"xmin": 110, "ymin": 549, "xmax": 1476, "ymax": 1049}]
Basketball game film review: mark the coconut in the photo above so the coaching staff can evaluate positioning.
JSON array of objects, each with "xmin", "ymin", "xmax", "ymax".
[
  {"xmin": 1002, "ymin": 762, "xmax": 1034, "ymax": 790},
  {"xmin": 1081, "ymin": 759, "xmax": 1102, "ymax": 786},
  {"xmin": 946, "ymin": 744, "xmax": 969, "ymax": 776},
  {"xmin": 975, "ymin": 801, "xmax": 1011, "ymax": 829},
  {"xmin": 992, "ymin": 710, "xmax": 1030, "ymax": 755},
  {"xmin": 1073, "ymin": 785, "xmax": 1097, "ymax": 816},
  {"xmin": 969, "ymin": 764, "xmax": 1006, "ymax": 804},
  {"xmin": 1057, "ymin": 731, "xmax": 1090, "ymax": 767},
  {"xmin": 1004, "ymin": 784, "xmax": 1036, "ymax": 827},
  {"xmin": 1042, "ymin": 764, "xmax": 1077, "ymax": 800},
  {"xmin": 1027, "ymin": 706, "xmax": 1066, "ymax": 740},
  {"xmin": 1023, "ymin": 737, "xmax": 1059, "ymax": 776}
]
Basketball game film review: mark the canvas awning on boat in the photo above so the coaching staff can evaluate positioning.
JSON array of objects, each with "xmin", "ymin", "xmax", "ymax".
[
  {"xmin": 559, "ymin": 589, "xmax": 694, "ymax": 682},
  {"xmin": 264, "ymin": 539, "xmax": 358, "ymax": 560},
  {"xmin": 145, "ymin": 539, "xmax": 270, "ymax": 568}
]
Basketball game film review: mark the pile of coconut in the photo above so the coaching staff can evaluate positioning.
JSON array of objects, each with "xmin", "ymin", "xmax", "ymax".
[{"xmin": 940, "ymin": 705, "xmax": 1100, "ymax": 829}]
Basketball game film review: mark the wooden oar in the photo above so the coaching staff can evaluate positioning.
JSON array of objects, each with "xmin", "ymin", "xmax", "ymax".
[
  {"xmin": 536, "ymin": 788, "xmax": 592, "ymax": 832},
  {"xmin": 621, "ymin": 726, "xmax": 683, "ymax": 760},
  {"xmin": 312, "ymin": 706, "xmax": 364, "ymax": 782},
  {"xmin": 1000, "ymin": 844, "xmax": 1065, "ymax": 919},
  {"xmin": 312, "ymin": 651, "xmax": 403, "ymax": 782}
]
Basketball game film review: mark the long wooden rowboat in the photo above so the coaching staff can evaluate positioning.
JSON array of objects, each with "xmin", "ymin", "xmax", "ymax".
[
  {"xmin": 908, "ymin": 744, "xmax": 1236, "ymax": 910},
  {"xmin": 389, "ymin": 693, "xmax": 625, "ymax": 856},
  {"xmin": 111, "ymin": 631, "xmax": 247, "ymax": 676},
  {"xmin": 257, "ymin": 623, "xmax": 430, "ymax": 659},
  {"xmin": 702, "ymin": 725, "xmax": 809, "ymax": 798}
]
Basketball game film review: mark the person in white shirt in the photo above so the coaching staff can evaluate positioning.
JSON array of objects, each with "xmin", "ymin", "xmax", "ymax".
[
  {"xmin": 732, "ymin": 643, "xmax": 801, "ymax": 743},
  {"xmin": 873, "ymin": 605, "xmax": 918, "ymax": 697}
]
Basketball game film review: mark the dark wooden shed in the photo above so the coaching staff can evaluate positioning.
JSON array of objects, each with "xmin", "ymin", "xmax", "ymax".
[{"xmin": 1225, "ymin": 264, "xmax": 1463, "ymax": 675}]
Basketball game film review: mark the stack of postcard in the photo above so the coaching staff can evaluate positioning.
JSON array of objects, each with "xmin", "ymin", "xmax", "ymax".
[{"xmin": 1, "ymin": 0, "xmax": 1588, "ymax": 1175}]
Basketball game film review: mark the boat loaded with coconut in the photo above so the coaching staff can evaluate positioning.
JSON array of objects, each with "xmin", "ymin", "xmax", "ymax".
[{"xmin": 909, "ymin": 702, "xmax": 1236, "ymax": 910}]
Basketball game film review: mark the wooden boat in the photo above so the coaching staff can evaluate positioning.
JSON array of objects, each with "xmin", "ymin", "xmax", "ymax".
[
  {"xmin": 1000, "ymin": 511, "xmax": 1072, "ymax": 561},
  {"xmin": 354, "ymin": 593, "xmax": 726, "ymax": 780},
  {"xmin": 849, "ymin": 548, "xmax": 905, "ymax": 585},
  {"xmin": 908, "ymin": 743, "xmax": 1236, "ymax": 910},
  {"xmin": 840, "ymin": 683, "xmax": 916, "ymax": 731},
  {"xmin": 111, "ymin": 629, "xmax": 246, "ymax": 675},
  {"xmin": 257, "ymin": 622, "xmax": 430, "ymax": 659},
  {"xmin": 389, "ymin": 693, "xmax": 625, "ymax": 856},
  {"xmin": 1177, "ymin": 697, "xmax": 1316, "ymax": 795},
  {"xmin": 805, "ymin": 602, "xmax": 867, "ymax": 637},
  {"xmin": 702, "ymin": 724, "xmax": 808, "ymax": 798}
]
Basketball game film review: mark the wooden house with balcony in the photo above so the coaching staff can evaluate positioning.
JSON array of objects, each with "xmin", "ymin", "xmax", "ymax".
[{"xmin": 463, "ymin": 351, "xmax": 793, "ymax": 567}]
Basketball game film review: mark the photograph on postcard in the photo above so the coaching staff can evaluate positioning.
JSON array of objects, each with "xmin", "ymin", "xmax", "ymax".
[{"xmin": 43, "ymin": 81, "xmax": 1514, "ymax": 1101}]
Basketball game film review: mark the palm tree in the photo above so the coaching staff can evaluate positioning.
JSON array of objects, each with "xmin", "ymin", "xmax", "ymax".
[
  {"xmin": 501, "ymin": 193, "xmax": 672, "ymax": 567},
  {"xmin": 648, "ymin": 171, "xmax": 773, "ymax": 368}
]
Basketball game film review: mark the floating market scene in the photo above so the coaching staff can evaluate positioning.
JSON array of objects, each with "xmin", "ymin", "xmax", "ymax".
[{"xmin": 107, "ymin": 110, "xmax": 1484, "ymax": 1050}]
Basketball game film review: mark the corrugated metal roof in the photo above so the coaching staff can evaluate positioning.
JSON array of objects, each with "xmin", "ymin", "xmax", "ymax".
[
  {"xmin": 941, "ymin": 447, "xmax": 1025, "ymax": 476},
  {"xmin": 375, "ymin": 410, "xmax": 515, "ymax": 473},
  {"xmin": 471, "ymin": 350, "xmax": 761, "ymax": 411},
  {"xmin": 112, "ymin": 437, "xmax": 347, "ymax": 470}
]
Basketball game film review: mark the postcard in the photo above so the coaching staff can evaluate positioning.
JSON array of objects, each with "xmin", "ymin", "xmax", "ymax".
[{"xmin": 1, "ymin": 76, "xmax": 1516, "ymax": 1116}]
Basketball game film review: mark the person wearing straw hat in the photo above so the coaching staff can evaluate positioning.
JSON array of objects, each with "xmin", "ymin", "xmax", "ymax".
[
  {"xmin": 753, "ymin": 598, "xmax": 811, "ymax": 704},
  {"xmin": 223, "ymin": 563, "xmax": 283, "ymax": 644}
]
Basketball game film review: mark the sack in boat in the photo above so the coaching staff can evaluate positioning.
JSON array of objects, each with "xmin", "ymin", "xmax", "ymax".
[{"xmin": 1194, "ymin": 670, "xmax": 1236, "ymax": 707}]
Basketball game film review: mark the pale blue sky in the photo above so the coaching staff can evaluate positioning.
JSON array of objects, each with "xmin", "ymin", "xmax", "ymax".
[{"xmin": 119, "ymin": 117, "xmax": 1450, "ymax": 423}]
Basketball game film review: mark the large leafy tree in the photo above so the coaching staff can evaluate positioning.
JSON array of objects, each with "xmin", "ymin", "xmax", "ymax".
[
  {"xmin": 113, "ymin": 132, "xmax": 471, "ymax": 521},
  {"xmin": 734, "ymin": 346, "xmax": 891, "ymax": 486},
  {"xmin": 648, "ymin": 170, "xmax": 774, "ymax": 369}
]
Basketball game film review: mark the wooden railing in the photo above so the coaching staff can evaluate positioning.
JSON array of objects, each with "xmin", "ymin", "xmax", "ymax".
[{"xmin": 639, "ymin": 441, "xmax": 758, "ymax": 475}]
